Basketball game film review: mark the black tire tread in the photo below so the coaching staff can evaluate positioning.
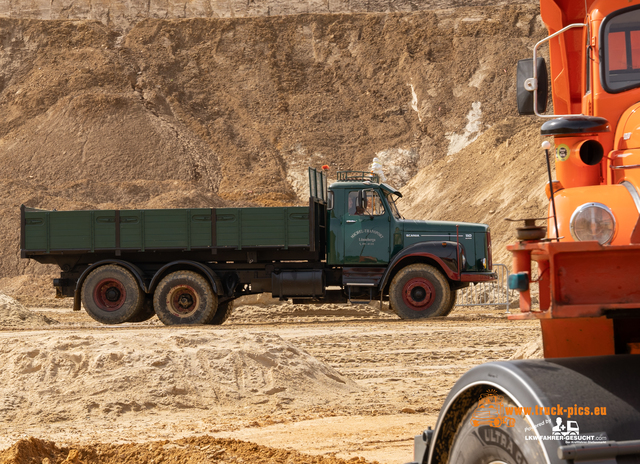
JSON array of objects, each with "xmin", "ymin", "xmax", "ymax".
[
  {"xmin": 441, "ymin": 288, "xmax": 458, "ymax": 317},
  {"xmin": 447, "ymin": 396, "xmax": 546, "ymax": 464},
  {"xmin": 126, "ymin": 297, "xmax": 156, "ymax": 323},
  {"xmin": 389, "ymin": 263, "xmax": 451, "ymax": 319},
  {"xmin": 207, "ymin": 300, "xmax": 234, "ymax": 325},
  {"xmin": 153, "ymin": 270, "xmax": 217, "ymax": 326},
  {"xmin": 81, "ymin": 264, "xmax": 144, "ymax": 325}
]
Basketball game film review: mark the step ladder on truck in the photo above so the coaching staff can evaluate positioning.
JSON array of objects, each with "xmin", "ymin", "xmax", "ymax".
[{"xmin": 410, "ymin": 1, "xmax": 640, "ymax": 463}]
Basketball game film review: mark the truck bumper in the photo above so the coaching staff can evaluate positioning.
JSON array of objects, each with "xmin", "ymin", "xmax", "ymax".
[
  {"xmin": 507, "ymin": 240, "xmax": 640, "ymax": 319},
  {"xmin": 459, "ymin": 271, "xmax": 497, "ymax": 282}
]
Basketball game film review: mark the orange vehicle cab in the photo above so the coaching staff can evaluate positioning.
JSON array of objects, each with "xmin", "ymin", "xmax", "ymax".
[{"xmin": 510, "ymin": 0, "xmax": 640, "ymax": 359}]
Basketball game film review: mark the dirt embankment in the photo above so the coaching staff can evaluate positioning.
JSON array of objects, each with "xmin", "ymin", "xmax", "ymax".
[
  {"xmin": 0, "ymin": 5, "xmax": 544, "ymax": 287},
  {"xmin": 0, "ymin": 3, "xmax": 551, "ymax": 463}
]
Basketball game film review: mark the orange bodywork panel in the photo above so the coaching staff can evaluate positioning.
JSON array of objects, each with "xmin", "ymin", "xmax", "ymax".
[
  {"xmin": 547, "ymin": 184, "xmax": 639, "ymax": 245},
  {"xmin": 540, "ymin": 0, "xmax": 588, "ymax": 115},
  {"xmin": 541, "ymin": 317, "xmax": 614, "ymax": 358},
  {"xmin": 508, "ymin": 241, "xmax": 640, "ymax": 320}
]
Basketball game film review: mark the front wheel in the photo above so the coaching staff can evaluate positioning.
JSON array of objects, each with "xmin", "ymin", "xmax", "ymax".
[
  {"xmin": 441, "ymin": 288, "xmax": 458, "ymax": 317},
  {"xmin": 448, "ymin": 397, "xmax": 547, "ymax": 464},
  {"xmin": 389, "ymin": 264, "xmax": 451, "ymax": 319},
  {"xmin": 153, "ymin": 271, "xmax": 217, "ymax": 325}
]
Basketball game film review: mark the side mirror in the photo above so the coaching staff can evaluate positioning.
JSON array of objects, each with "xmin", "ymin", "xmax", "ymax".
[{"xmin": 517, "ymin": 58, "xmax": 548, "ymax": 115}]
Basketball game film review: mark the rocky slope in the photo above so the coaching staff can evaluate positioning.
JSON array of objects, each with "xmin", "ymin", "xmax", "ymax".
[{"xmin": 402, "ymin": 116, "xmax": 549, "ymax": 266}]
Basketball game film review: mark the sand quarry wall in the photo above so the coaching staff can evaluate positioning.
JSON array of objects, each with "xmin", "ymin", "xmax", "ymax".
[
  {"xmin": 1, "ymin": 0, "xmax": 534, "ymax": 32},
  {"xmin": 0, "ymin": 3, "xmax": 549, "ymax": 291}
]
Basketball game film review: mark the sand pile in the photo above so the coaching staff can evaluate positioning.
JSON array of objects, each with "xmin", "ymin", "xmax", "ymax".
[
  {"xmin": 0, "ymin": 291, "xmax": 58, "ymax": 326},
  {"xmin": 0, "ymin": 330, "xmax": 358, "ymax": 427},
  {"xmin": 0, "ymin": 275, "xmax": 74, "ymax": 308},
  {"xmin": 0, "ymin": 436, "xmax": 373, "ymax": 464},
  {"xmin": 231, "ymin": 300, "xmax": 397, "ymax": 325},
  {"xmin": 0, "ymin": 305, "xmax": 540, "ymax": 460},
  {"xmin": 510, "ymin": 336, "xmax": 544, "ymax": 360}
]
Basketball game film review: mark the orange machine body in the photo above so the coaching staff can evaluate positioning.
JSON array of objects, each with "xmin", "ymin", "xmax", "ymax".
[{"xmin": 511, "ymin": 0, "xmax": 640, "ymax": 358}]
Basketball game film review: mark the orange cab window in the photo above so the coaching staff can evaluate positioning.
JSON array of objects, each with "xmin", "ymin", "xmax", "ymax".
[
  {"xmin": 632, "ymin": 30, "xmax": 640, "ymax": 69},
  {"xmin": 609, "ymin": 31, "xmax": 627, "ymax": 70}
]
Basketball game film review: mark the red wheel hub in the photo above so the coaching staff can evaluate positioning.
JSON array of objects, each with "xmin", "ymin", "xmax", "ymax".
[
  {"xmin": 167, "ymin": 285, "xmax": 199, "ymax": 317},
  {"xmin": 93, "ymin": 278, "xmax": 127, "ymax": 312},
  {"xmin": 402, "ymin": 277, "xmax": 435, "ymax": 311}
]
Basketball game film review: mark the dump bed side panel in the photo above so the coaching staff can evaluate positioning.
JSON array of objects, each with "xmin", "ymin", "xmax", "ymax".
[
  {"xmin": 25, "ymin": 210, "xmax": 118, "ymax": 252},
  {"xmin": 23, "ymin": 206, "xmax": 311, "ymax": 254},
  {"xmin": 216, "ymin": 207, "xmax": 309, "ymax": 248}
]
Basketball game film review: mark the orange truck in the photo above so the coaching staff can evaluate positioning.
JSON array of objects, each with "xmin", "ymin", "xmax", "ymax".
[{"xmin": 409, "ymin": 1, "xmax": 640, "ymax": 463}]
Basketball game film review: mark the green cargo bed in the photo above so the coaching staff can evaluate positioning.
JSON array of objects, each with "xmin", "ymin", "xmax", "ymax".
[{"xmin": 21, "ymin": 205, "xmax": 312, "ymax": 254}]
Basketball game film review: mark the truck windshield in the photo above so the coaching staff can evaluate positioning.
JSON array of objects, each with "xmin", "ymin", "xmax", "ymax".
[
  {"xmin": 386, "ymin": 193, "xmax": 402, "ymax": 219},
  {"xmin": 602, "ymin": 6, "xmax": 640, "ymax": 93}
]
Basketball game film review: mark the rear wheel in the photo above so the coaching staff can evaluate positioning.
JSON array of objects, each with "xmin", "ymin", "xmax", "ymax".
[
  {"xmin": 448, "ymin": 397, "xmax": 546, "ymax": 464},
  {"xmin": 153, "ymin": 271, "xmax": 217, "ymax": 325},
  {"xmin": 126, "ymin": 296, "xmax": 156, "ymax": 322},
  {"xmin": 81, "ymin": 265, "xmax": 144, "ymax": 324},
  {"xmin": 389, "ymin": 264, "xmax": 451, "ymax": 319},
  {"xmin": 206, "ymin": 299, "xmax": 234, "ymax": 325}
]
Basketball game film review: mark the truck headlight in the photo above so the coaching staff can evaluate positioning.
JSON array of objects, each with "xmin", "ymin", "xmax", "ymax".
[{"xmin": 570, "ymin": 203, "xmax": 615, "ymax": 245}]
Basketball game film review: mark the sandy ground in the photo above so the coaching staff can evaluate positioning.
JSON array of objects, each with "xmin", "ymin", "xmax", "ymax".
[{"xmin": 0, "ymin": 299, "xmax": 541, "ymax": 463}]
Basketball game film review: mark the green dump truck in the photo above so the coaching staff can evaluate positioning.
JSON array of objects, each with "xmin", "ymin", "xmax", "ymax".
[{"xmin": 21, "ymin": 169, "xmax": 495, "ymax": 325}]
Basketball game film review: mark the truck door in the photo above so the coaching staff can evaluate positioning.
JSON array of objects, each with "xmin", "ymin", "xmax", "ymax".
[{"xmin": 343, "ymin": 190, "xmax": 391, "ymax": 264}]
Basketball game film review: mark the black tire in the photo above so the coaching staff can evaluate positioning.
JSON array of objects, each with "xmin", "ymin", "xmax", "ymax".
[
  {"xmin": 441, "ymin": 288, "xmax": 458, "ymax": 317},
  {"xmin": 448, "ymin": 397, "xmax": 547, "ymax": 464},
  {"xmin": 389, "ymin": 264, "xmax": 451, "ymax": 319},
  {"xmin": 81, "ymin": 265, "xmax": 144, "ymax": 324},
  {"xmin": 206, "ymin": 299, "xmax": 234, "ymax": 325},
  {"xmin": 153, "ymin": 271, "xmax": 217, "ymax": 325},
  {"xmin": 126, "ymin": 296, "xmax": 156, "ymax": 323}
]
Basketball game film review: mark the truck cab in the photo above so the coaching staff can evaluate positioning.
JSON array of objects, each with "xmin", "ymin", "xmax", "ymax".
[
  {"xmin": 327, "ymin": 171, "xmax": 491, "ymax": 271},
  {"xmin": 322, "ymin": 170, "xmax": 494, "ymax": 319}
]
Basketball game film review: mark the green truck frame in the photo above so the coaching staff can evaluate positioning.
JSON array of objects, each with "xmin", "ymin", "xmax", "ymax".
[{"xmin": 21, "ymin": 168, "xmax": 495, "ymax": 325}]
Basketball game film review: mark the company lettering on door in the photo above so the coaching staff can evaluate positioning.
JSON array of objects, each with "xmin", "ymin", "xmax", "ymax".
[{"xmin": 350, "ymin": 229, "xmax": 384, "ymax": 246}]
